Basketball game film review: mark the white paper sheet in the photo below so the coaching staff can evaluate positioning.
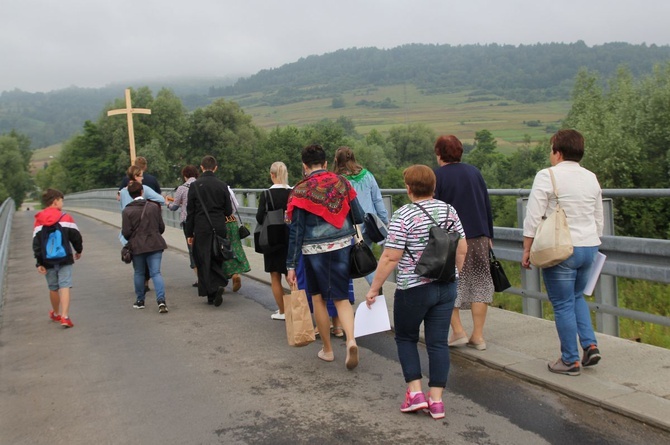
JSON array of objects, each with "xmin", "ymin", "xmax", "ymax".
[
  {"xmin": 354, "ymin": 295, "xmax": 391, "ymax": 338},
  {"xmin": 584, "ymin": 252, "xmax": 607, "ymax": 296}
]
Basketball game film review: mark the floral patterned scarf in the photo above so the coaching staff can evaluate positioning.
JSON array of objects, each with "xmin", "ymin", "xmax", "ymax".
[{"xmin": 286, "ymin": 170, "xmax": 357, "ymax": 229}]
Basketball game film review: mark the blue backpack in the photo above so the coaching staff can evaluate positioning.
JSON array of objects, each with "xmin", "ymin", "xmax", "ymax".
[{"xmin": 42, "ymin": 214, "xmax": 70, "ymax": 263}]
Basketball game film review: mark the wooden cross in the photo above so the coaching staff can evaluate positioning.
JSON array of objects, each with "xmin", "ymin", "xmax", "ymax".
[{"xmin": 107, "ymin": 88, "xmax": 151, "ymax": 164}]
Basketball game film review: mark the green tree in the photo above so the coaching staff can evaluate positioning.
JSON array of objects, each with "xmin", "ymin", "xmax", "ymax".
[
  {"xmin": 150, "ymin": 88, "xmax": 190, "ymax": 170},
  {"xmin": 385, "ymin": 124, "xmax": 436, "ymax": 166},
  {"xmin": 564, "ymin": 65, "xmax": 670, "ymax": 238},
  {"xmin": 188, "ymin": 99, "xmax": 265, "ymax": 187},
  {"xmin": 331, "ymin": 96, "xmax": 345, "ymax": 108},
  {"xmin": 0, "ymin": 134, "xmax": 33, "ymax": 207},
  {"xmin": 261, "ymin": 125, "xmax": 305, "ymax": 185}
]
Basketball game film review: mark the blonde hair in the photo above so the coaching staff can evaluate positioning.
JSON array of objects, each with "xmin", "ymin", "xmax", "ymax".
[{"xmin": 270, "ymin": 161, "xmax": 289, "ymax": 185}]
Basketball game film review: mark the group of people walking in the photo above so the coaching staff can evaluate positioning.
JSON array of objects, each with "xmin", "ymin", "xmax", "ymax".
[{"xmin": 34, "ymin": 129, "xmax": 605, "ymax": 419}]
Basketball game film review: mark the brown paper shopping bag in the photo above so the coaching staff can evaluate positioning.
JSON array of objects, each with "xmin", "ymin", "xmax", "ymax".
[{"xmin": 283, "ymin": 286, "xmax": 316, "ymax": 347}]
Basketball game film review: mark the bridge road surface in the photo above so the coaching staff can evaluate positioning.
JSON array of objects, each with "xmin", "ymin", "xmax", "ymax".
[{"xmin": 1, "ymin": 211, "xmax": 669, "ymax": 445}]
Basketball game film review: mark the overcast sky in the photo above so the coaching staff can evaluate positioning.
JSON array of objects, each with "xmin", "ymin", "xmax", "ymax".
[{"xmin": 3, "ymin": 0, "xmax": 670, "ymax": 93}]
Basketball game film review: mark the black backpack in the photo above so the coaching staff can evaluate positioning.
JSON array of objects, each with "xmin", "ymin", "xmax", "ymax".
[
  {"xmin": 405, "ymin": 203, "xmax": 460, "ymax": 283},
  {"xmin": 41, "ymin": 214, "xmax": 71, "ymax": 264}
]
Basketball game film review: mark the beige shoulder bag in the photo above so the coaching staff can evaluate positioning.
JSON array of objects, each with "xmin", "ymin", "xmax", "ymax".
[{"xmin": 529, "ymin": 168, "xmax": 573, "ymax": 268}]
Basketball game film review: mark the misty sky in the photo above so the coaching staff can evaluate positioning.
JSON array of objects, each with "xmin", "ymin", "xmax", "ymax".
[{"xmin": 3, "ymin": 0, "xmax": 670, "ymax": 93}]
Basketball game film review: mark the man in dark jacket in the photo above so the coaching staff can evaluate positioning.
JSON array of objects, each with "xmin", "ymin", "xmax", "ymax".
[
  {"xmin": 118, "ymin": 156, "xmax": 162, "ymax": 195},
  {"xmin": 185, "ymin": 155, "xmax": 232, "ymax": 307}
]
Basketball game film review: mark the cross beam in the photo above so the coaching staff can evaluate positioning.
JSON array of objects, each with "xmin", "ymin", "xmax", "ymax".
[{"xmin": 107, "ymin": 88, "xmax": 151, "ymax": 164}]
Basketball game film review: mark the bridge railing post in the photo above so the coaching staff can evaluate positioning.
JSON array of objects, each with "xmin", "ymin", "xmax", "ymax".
[
  {"xmin": 595, "ymin": 199, "xmax": 619, "ymax": 336},
  {"xmin": 517, "ymin": 199, "xmax": 543, "ymax": 318}
]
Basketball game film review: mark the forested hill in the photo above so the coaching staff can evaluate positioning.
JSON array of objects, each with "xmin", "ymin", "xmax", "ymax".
[
  {"xmin": 3, "ymin": 42, "xmax": 670, "ymax": 148},
  {"xmin": 0, "ymin": 78, "xmax": 234, "ymax": 148},
  {"xmin": 215, "ymin": 42, "xmax": 670, "ymax": 104}
]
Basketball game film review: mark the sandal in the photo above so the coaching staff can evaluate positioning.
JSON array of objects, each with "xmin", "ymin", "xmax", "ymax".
[
  {"xmin": 331, "ymin": 326, "xmax": 344, "ymax": 338},
  {"xmin": 345, "ymin": 341, "xmax": 359, "ymax": 370},
  {"xmin": 318, "ymin": 349, "xmax": 334, "ymax": 362}
]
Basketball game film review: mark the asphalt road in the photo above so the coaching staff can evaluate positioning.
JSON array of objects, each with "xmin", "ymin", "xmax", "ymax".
[{"xmin": 1, "ymin": 211, "xmax": 668, "ymax": 445}]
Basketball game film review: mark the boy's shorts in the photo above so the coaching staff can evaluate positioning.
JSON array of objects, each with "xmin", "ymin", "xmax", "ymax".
[{"xmin": 45, "ymin": 264, "xmax": 73, "ymax": 291}]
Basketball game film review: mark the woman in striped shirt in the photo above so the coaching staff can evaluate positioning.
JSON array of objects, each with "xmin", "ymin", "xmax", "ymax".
[{"xmin": 366, "ymin": 165, "xmax": 467, "ymax": 419}]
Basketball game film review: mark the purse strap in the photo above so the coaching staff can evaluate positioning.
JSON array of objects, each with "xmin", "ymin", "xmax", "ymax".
[
  {"xmin": 193, "ymin": 180, "xmax": 219, "ymax": 236},
  {"xmin": 347, "ymin": 200, "xmax": 364, "ymax": 243},
  {"xmin": 264, "ymin": 189, "xmax": 276, "ymax": 212},
  {"xmin": 127, "ymin": 198, "xmax": 149, "ymax": 241},
  {"xmin": 548, "ymin": 168, "xmax": 560, "ymax": 204}
]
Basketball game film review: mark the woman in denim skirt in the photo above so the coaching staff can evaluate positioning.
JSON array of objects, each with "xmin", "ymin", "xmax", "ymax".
[{"xmin": 286, "ymin": 144, "xmax": 365, "ymax": 370}]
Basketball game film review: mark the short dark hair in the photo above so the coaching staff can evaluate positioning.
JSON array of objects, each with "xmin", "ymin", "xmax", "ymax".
[
  {"xmin": 181, "ymin": 165, "xmax": 198, "ymax": 179},
  {"xmin": 42, "ymin": 188, "xmax": 64, "ymax": 207},
  {"xmin": 201, "ymin": 155, "xmax": 217, "ymax": 171},
  {"xmin": 434, "ymin": 135, "xmax": 463, "ymax": 163},
  {"xmin": 128, "ymin": 181, "xmax": 143, "ymax": 198},
  {"xmin": 403, "ymin": 165, "xmax": 436, "ymax": 198},
  {"xmin": 551, "ymin": 129, "xmax": 584, "ymax": 162},
  {"xmin": 134, "ymin": 156, "xmax": 148, "ymax": 170},
  {"xmin": 301, "ymin": 144, "xmax": 326, "ymax": 168}
]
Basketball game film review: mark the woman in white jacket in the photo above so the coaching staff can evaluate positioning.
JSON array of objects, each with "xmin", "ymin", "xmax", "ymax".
[{"xmin": 522, "ymin": 129, "xmax": 604, "ymax": 376}]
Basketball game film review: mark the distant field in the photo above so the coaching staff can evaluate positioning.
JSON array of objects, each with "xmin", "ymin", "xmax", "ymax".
[
  {"xmin": 30, "ymin": 86, "xmax": 571, "ymax": 163},
  {"xmin": 30, "ymin": 143, "xmax": 61, "ymax": 175},
  {"xmin": 231, "ymin": 85, "xmax": 572, "ymax": 152}
]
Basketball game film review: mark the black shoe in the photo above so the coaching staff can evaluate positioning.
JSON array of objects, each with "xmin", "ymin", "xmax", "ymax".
[
  {"xmin": 192, "ymin": 281, "xmax": 199, "ymax": 287},
  {"xmin": 158, "ymin": 300, "xmax": 168, "ymax": 313},
  {"xmin": 213, "ymin": 287, "xmax": 224, "ymax": 307},
  {"xmin": 207, "ymin": 298, "xmax": 214, "ymax": 305},
  {"xmin": 133, "ymin": 300, "xmax": 145, "ymax": 309},
  {"xmin": 582, "ymin": 345, "xmax": 601, "ymax": 367}
]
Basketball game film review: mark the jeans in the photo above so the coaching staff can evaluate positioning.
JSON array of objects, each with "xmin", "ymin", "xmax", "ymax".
[
  {"xmin": 132, "ymin": 250, "xmax": 165, "ymax": 302},
  {"xmin": 542, "ymin": 246, "xmax": 599, "ymax": 363},
  {"xmin": 394, "ymin": 280, "xmax": 456, "ymax": 388}
]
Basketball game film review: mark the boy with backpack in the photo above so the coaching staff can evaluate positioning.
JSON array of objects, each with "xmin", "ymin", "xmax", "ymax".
[{"xmin": 33, "ymin": 189, "xmax": 83, "ymax": 328}]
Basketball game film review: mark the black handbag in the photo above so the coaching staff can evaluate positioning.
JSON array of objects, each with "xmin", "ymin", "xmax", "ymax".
[
  {"xmin": 121, "ymin": 245, "xmax": 133, "ymax": 264},
  {"xmin": 230, "ymin": 191, "xmax": 251, "ymax": 240},
  {"xmin": 120, "ymin": 200, "xmax": 148, "ymax": 264},
  {"xmin": 256, "ymin": 190, "xmax": 287, "ymax": 253},
  {"xmin": 363, "ymin": 212, "xmax": 388, "ymax": 243},
  {"xmin": 490, "ymin": 248, "xmax": 511, "ymax": 292},
  {"xmin": 350, "ymin": 214, "xmax": 377, "ymax": 279},
  {"xmin": 238, "ymin": 225, "xmax": 251, "ymax": 239},
  {"xmin": 212, "ymin": 233, "xmax": 233, "ymax": 261},
  {"xmin": 406, "ymin": 202, "xmax": 460, "ymax": 283},
  {"xmin": 193, "ymin": 182, "xmax": 234, "ymax": 261}
]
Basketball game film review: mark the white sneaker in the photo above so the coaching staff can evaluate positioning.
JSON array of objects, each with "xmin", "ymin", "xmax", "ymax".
[{"xmin": 271, "ymin": 310, "xmax": 286, "ymax": 320}]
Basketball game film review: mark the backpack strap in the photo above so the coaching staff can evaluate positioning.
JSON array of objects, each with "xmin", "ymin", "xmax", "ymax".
[{"xmin": 404, "ymin": 202, "xmax": 455, "ymax": 262}]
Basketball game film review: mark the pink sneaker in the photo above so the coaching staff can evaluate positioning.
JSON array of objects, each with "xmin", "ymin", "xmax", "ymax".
[
  {"xmin": 400, "ymin": 389, "xmax": 428, "ymax": 413},
  {"xmin": 427, "ymin": 397, "xmax": 445, "ymax": 420},
  {"xmin": 49, "ymin": 310, "xmax": 61, "ymax": 322}
]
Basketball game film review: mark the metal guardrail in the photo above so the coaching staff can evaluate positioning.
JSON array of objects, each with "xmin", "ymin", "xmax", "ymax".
[
  {"xmin": 0, "ymin": 198, "xmax": 16, "ymax": 317},
  {"xmin": 64, "ymin": 188, "xmax": 670, "ymax": 336}
]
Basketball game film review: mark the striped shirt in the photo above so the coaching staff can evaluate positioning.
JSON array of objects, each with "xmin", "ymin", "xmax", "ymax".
[{"xmin": 385, "ymin": 198, "xmax": 466, "ymax": 290}]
